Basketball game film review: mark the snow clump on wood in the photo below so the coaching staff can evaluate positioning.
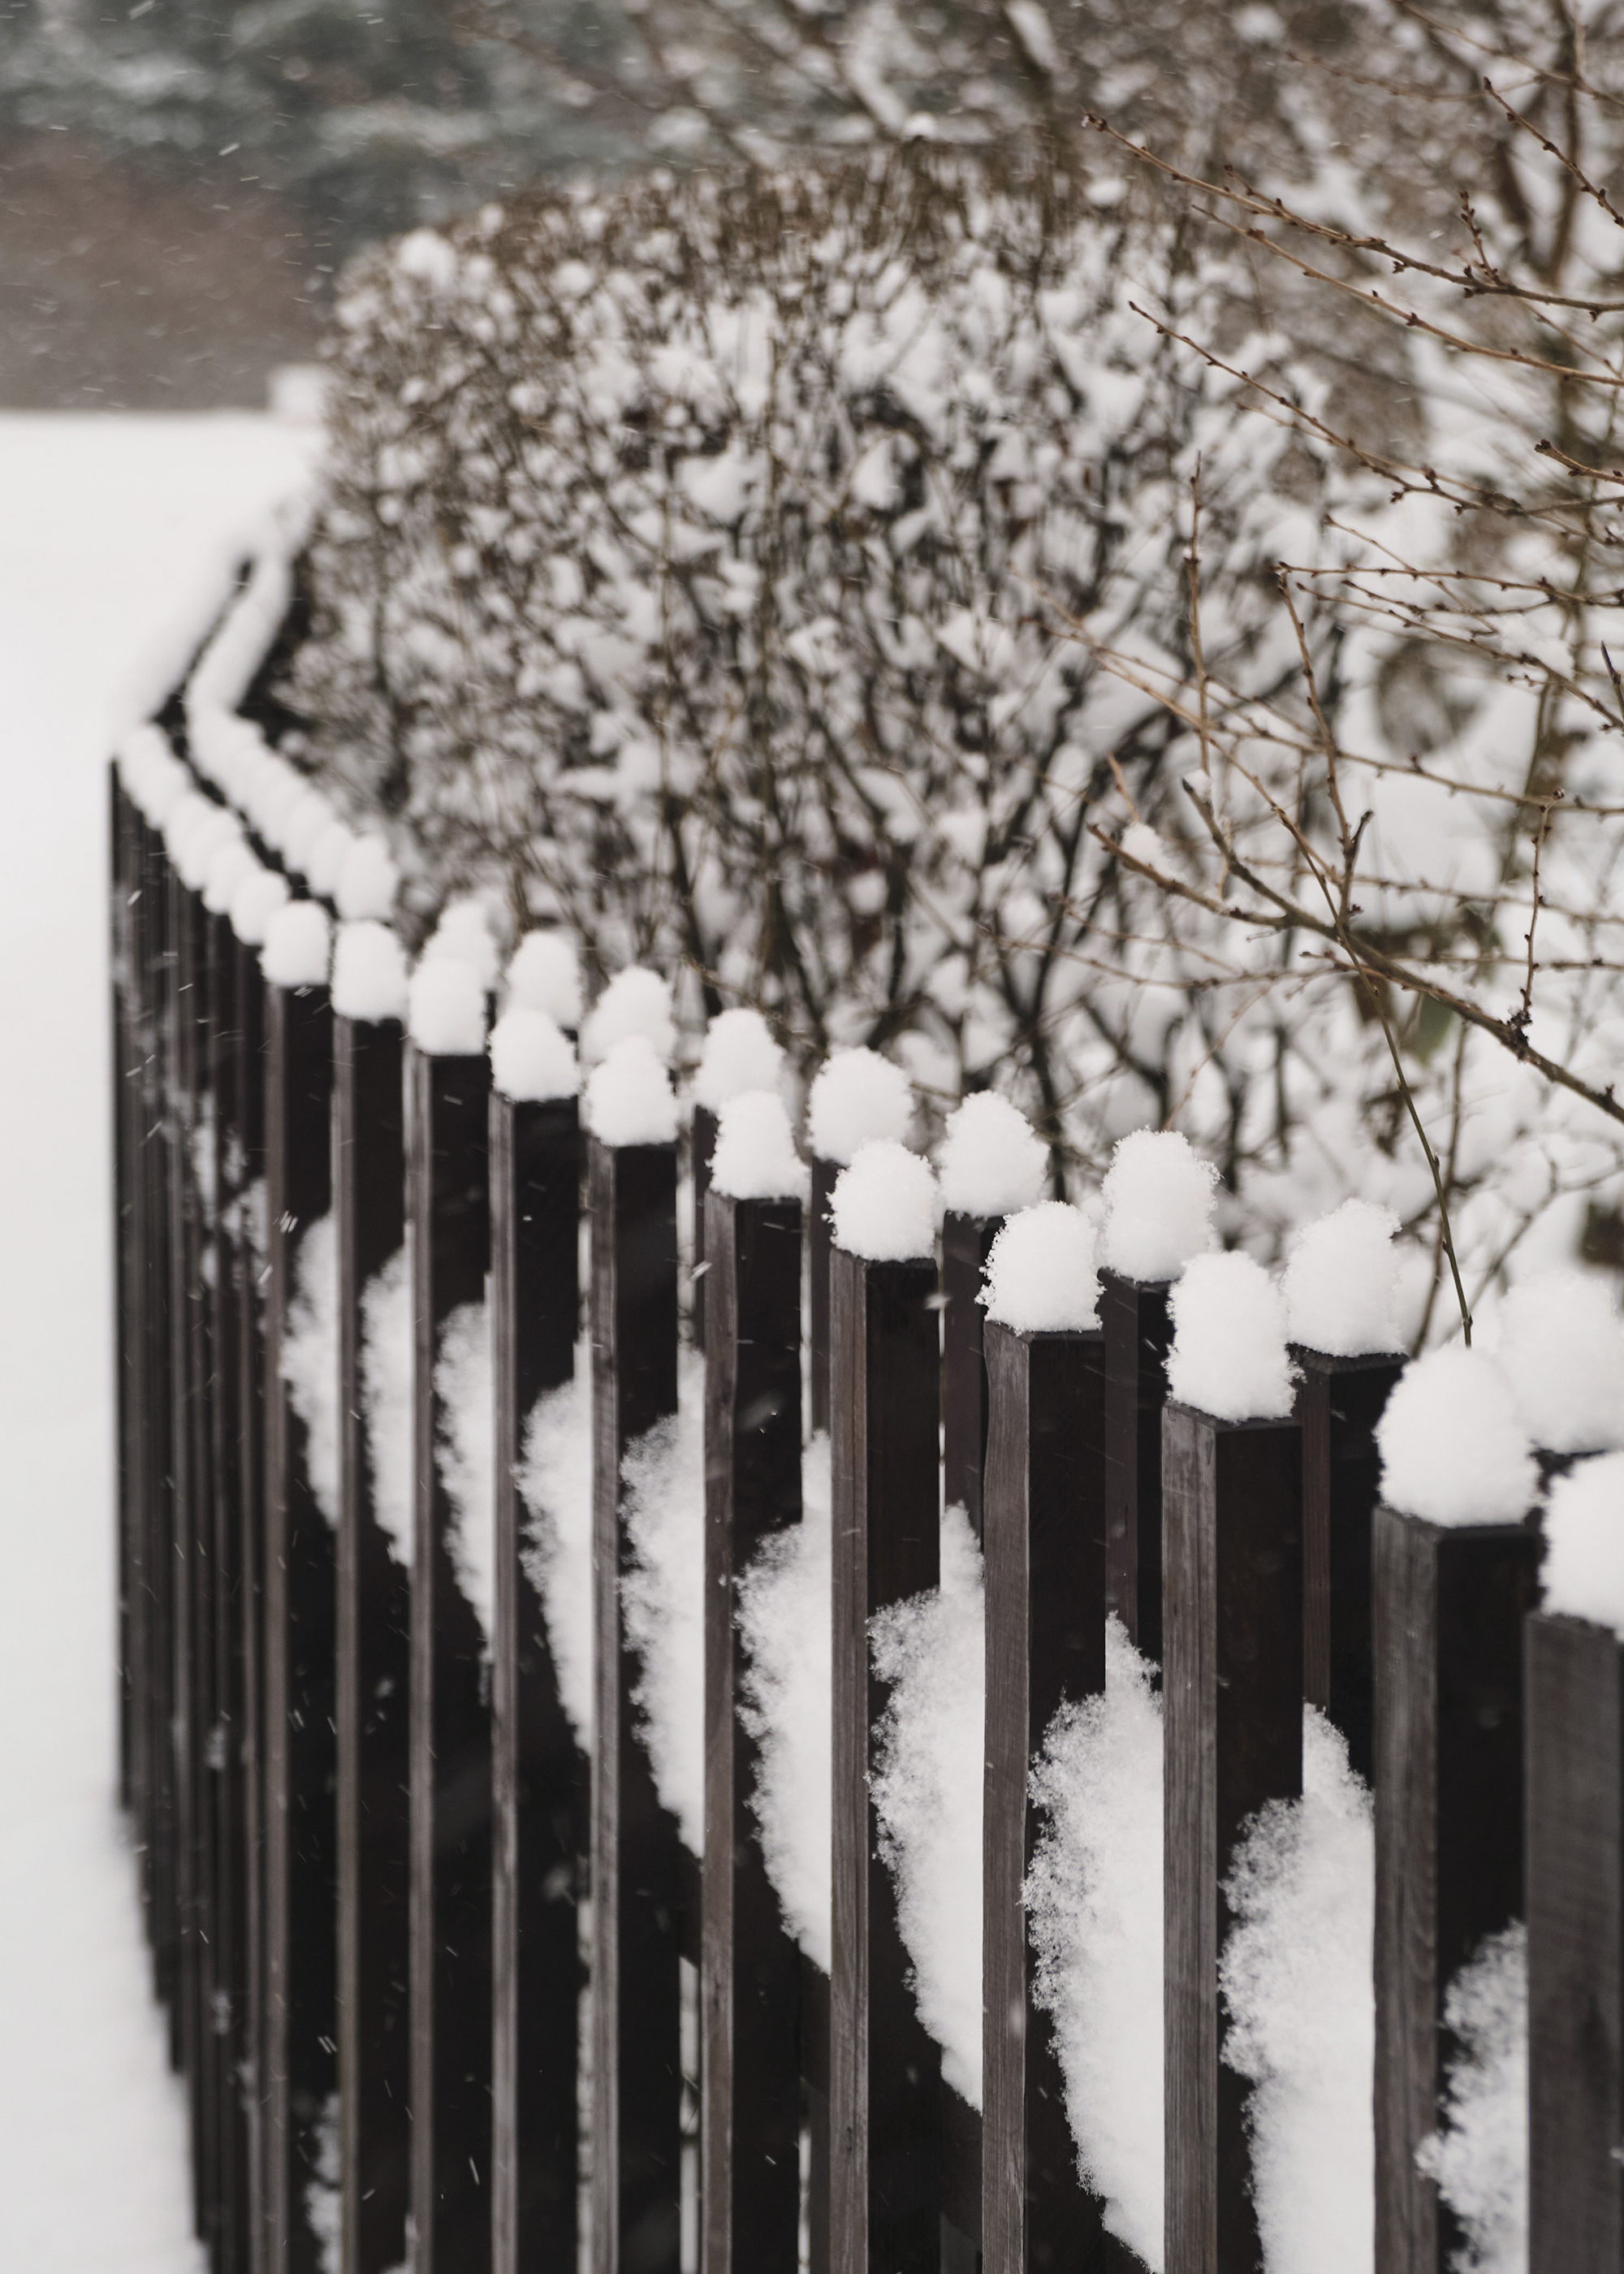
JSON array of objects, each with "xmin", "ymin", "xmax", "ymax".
[
  {"xmin": 870, "ymin": 1506, "xmax": 985, "ymax": 2108},
  {"xmin": 490, "ymin": 1008, "xmax": 578, "ymax": 1104},
  {"xmin": 807, "ymin": 1047, "xmax": 913, "ymax": 1165},
  {"xmin": 1415, "ymin": 1928, "xmax": 1527, "ymax": 2274},
  {"xmin": 1493, "ymin": 1269, "xmax": 1624, "ymax": 1454},
  {"xmin": 1026, "ymin": 1618, "xmax": 1164, "ymax": 2268},
  {"xmin": 829, "ymin": 1139, "xmax": 939, "ymax": 1261},
  {"xmin": 408, "ymin": 955, "xmax": 486, "ymax": 1056},
  {"xmin": 1166, "ymin": 1252, "xmax": 1296, "ymax": 1422},
  {"xmin": 205, "ymin": 839, "xmax": 259, "ymax": 918},
  {"xmin": 1539, "ymin": 1451, "xmax": 1624, "ymax": 1637},
  {"xmin": 982, "ymin": 1202, "xmax": 1099, "ymax": 1333},
  {"xmin": 360, "ymin": 1241, "xmax": 413, "ymax": 1568},
  {"xmin": 261, "ymin": 898, "xmax": 332, "ymax": 990},
  {"xmin": 1283, "ymin": 1199, "xmax": 1402, "ymax": 1357},
  {"xmin": 1376, "ymin": 1347, "xmax": 1536, "ymax": 1528},
  {"xmin": 736, "ymin": 1436, "xmax": 832, "ymax": 1970},
  {"xmin": 331, "ymin": 919, "xmax": 410, "ymax": 1023},
  {"xmin": 280, "ymin": 1214, "xmax": 339, "ymax": 1528},
  {"xmin": 504, "ymin": 929, "xmax": 581, "ymax": 1028},
  {"xmin": 693, "ymin": 1007, "xmax": 785, "ymax": 1111},
  {"xmin": 1220, "ymin": 1710, "xmax": 1374, "ymax": 2274},
  {"xmin": 935, "ymin": 1092, "xmax": 1047, "ymax": 1218},
  {"xmin": 423, "ymin": 894, "xmax": 502, "ymax": 993},
  {"xmin": 516, "ymin": 1355, "xmax": 594, "ymax": 1751},
  {"xmin": 304, "ymin": 819, "xmax": 356, "ymax": 899},
  {"xmin": 583, "ymin": 1033, "xmax": 679, "ymax": 1148},
  {"xmin": 230, "ymin": 866, "xmax": 290, "ymax": 947},
  {"xmin": 435, "ymin": 1299, "xmax": 495, "ymax": 1654},
  {"xmin": 709, "ymin": 1090, "xmax": 807, "ymax": 1202},
  {"xmin": 335, "ymin": 835, "xmax": 400, "ymax": 923},
  {"xmin": 581, "ymin": 966, "xmax": 676, "ymax": 1067},
  {"xmin": 620, "ymin": 1355, "xmax": 706, "ymax": 1853},
  {"xmin": 1099, "ymin": 1130, "xmax": 1218, "ymax": 1284}
]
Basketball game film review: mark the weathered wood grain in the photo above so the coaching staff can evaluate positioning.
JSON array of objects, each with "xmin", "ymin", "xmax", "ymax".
[{"xmin": 1101, "ymin": 1273, "xmax": 1173, "ymax": 1668}]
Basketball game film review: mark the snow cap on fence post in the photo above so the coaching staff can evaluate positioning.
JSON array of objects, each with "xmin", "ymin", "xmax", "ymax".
[
  {"xmin": 230, "ymin": 863, "xmax": 291, "ymax": 946},
  {"xmin": 1494, "ymin": 1269, "xmax": 1624, "ymax": 1455},
  {"xmin": 1376, "ymin": 1346, "xmax": 1538, "ymax": 1525},
  {"xmin": 408, "ymin": 955, "xmax": 487, "ymax": 1056},
  {"xmin": 937, "ymin": 1092, "xmax": 1047, "ymax": 1220},
  {"xmin": 583, "ymin": 1032, "xmax": 679, "ymax": 1146},
  {"xmin": 503, "ymin": 929, "xmax": 582, "ymax": 1029},
  {"xmin": 490, "ymin": 1007, "xmax": 578, "ymax": 1103},
  {"xmin": 283, "ymin": 788, "xmax": 338, "ymax": 881},
  {"xmin": 982, "ymin": 1202, "xmax": 1099, "ymax": 1333},
  {"xmin": 709, "ymin": 1090, "xmax": 806, "ymax": 1201},
  {"xmin": 1284, "ymin": 1198, "xmax": 1403, "ymax": 1356},
  {"xmin": 807, "ymin": 1045, "xmax": 914, "ymax": 1165},
  {"xmin": 304, "ymin": 819, "xmax": 357, "ymax": 900},
  {"xmin": 693, "ymin": 1008, "xmax": 786, "ymax": 1110},
  {"xmin": 261, "ymin": 897, "xmax": 333, "ymax": 990},
  {"xmin": 830, "ymin": 1139, "xmax": 939, "ymax": 1260},
  {"xmin": 1099, "ymin": 1128, "xmax": 1218, "ymax": 1283},
  {"xmin": 423, "ymin": 895, "xmax": 502, "ymax": 994},
  {"xmin": 581, "ymin": 966, "xmax": 677, "ymax": 1067},
  {"xmin": 204, "ymin": 837, "xmax": 258, "ymax": 916},
  {"xmin": 332, "ymin": 919, "xmax": 411, "ymax": 1023},
  {"xmin": 1166, "ymin": 1250, "xmax": 1296, "ymax": 1420},
  {"xmin": 1540, "ymin": 1450, "xmax": 1624, "ymax": 1633},
  {"xmin": 335, "ymin": 834, "xmax": 400, "ymax": 923}
]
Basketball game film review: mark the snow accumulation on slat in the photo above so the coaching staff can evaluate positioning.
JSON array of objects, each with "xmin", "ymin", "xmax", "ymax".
[
  {"xmin": 1098, "ymin": 1128, "xmax": 1217, "ymax": 1286},
  {"xmin": 580, "ymin": 966, "xmax": 677, "ymax": 1068},
  {"xmin": 806, "ymin": 1045, "xmax": 913, "ymax": 1165},
  {"xmin": 490, "ymin": 1007, "xmax": 579, "ymax": 1104},
  {"xmin": 620, "ymin": 1351, "xmax": 706, "ymax": 1856},
  {"xmin": 516, "ymin": 1352, "xmax": 594, "ymax": 1752},
  {"xmin": 692, "ymin": 1006, "xmax": 785, "ymax": 1112},
  {"xmin": 229, "ymin": 865, "xmax": 290, "ymax": 947},
  {"xmin": 436, "ymin": 1296, "xmax": 495, "ymax": 1656},
  {"xmin": 708, "ymin": 1089, "xmax": 806, "ymax": 1203},
  {"xmin": 1539, "ymin": 1450, "xmax": 1624, "ymax": 1637},
  {"xmin": 331, "ymin": 919, "xmax": 410, "ymax": 1024},
  {"xmin": 1375, "ymin": 1347, "xmax": 1537, "ymax": 1528},
  {"xmin": 422, "ymin": 894, "xmax": 503, "ymax": 994},
  {"xmin": 982, "ymin": 1200, "xmax": 1099, "ymax": 1333},
  {"xmin": 261, "ymin": 897, "xmax": 332, "ymax": 991},
  {"xmin": 935, "ymin": 1091, "xmax": 1046, "ymax": 1220},
  {"xmin": 280, "ymin": 1213, "xmax": 340, "ymax": 1529},
  {"xmin": 408, "ymin": 954, "xmax": 487, "ymax": 1057},
  {"xmin": 829, "ymin": 1138, "xmax": 938, "ymax": 1262},
  {"xmin": 583, "ymin": 1032, "xmax": 679, "ymax": 1148},
  {"xmin": 360, "ymin": 1238, "xmax": 414, "ymax": 1569},
  {"xmin": 1492, "ymin": 1269, "xmax": 1624, "ymax": 1455},
  {"xmin": 504, "ymin": 928, "xmax": 582, "ymax": 1029},
  {"xmin": 1166, "ymin": 1250, "xmax": 1296, "ymax": 1423},
  {"xmin": 1282, "ymin": 1199, "xmax": 1402, "ymax": 1359}
]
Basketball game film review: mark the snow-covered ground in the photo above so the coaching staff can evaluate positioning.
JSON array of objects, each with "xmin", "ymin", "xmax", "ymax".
[{"xmin": 0, "ymin": 412, "xmax": 322, "ymax": 2269}]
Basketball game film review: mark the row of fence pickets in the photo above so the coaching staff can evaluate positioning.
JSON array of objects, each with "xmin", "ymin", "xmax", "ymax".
[{"xmin": 111, "ymin": 737, "xmax": 1624, "ymax": 2274}]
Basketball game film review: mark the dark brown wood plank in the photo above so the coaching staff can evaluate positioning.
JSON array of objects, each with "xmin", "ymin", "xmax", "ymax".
[
  {"xmin": 982, "ymin": 1321, "xmax": 1109, "ymax": 2274},
  {"xmin": 491, "ymin": 1092, "xmax": 583, "ymax": 2274},
  {"xmin": 829, "ymin": 1242, "xmax": 942, "ymax": 2274},
  {"xmin": 809, "ymin": 1156, "xmax": 838, "ymax": 1437},
  {"xmin": 942, "ymin": 1211, "xmax": 998, "ymax": 1543},
  {"xmin": 1163, "ymin": 1402, "xmax": 1302, "ymax": 2274},
  {"xmin": 691, "ymin": 1100, "xmax": 717, "ymax": 1351},
  {"xmin": 1527, "ymin": 1610, "xmax": 1624, "ymax": 2274},
  {"xmin": 702, "ymin": 1188, "xmax": 804, "ymax": 2274},
  {"xmin": 1100, "ymin": 1273, "xmax": 1173, "ymax": 1668}
]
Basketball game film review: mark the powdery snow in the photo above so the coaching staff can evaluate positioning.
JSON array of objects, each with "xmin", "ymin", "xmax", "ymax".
[
  {"xmin": 829, "ymin": 1139, "xmax": 939, "ymax": 1261},
  {"xmin": 360, "ymin": 1241, "xmax": 414, "ymax": 1570},
  {"xmin": 408, "ymin": 955, "xmax": 487, "ymax": 1056},
  {"xmin": 806, "ymin": 1045, "xmax": 913, "ymax": 1164},
  {"xmin": 1026, "ymin": 1618, "xmax": 1164, "ymax": 2269},
  {"xmin": 1166, "ymin": 1252, "xmax": 1296, "ymax": 1422},
  {"xmin": 331, "ymin": 919, "xmax": 410, "ymax": 1024},
  {"xmin": 869, "ymin": 1506, "xmax": 985, "ymax": 2109},
  {"xmin": 335, "ymin": 835, "xmax": 400, "ymax": 923},
  {"xmin": 435, "ymin": 1299, "xmax": 496, "ymax": 1654},
  {"xmin": 203, "ymin": 838, "xmax": 257, "ymax": 917},
  {"xmin": 1540, "ymin": 1450, "xmax": 1624, "ymax": 1636},
  {"xmin": 424, "ymin": 895, "xmax": 502, "ymax": 993},
  {"xmin": 261, "ymin": 897, "xmax": 332, "ymax": 990},
  {"xmin": 304, "ymin": 819, "xmax": 356, "ymax": 899},
  {"xmin": 693, "ymin": 1006, "xmax": 784, "ymax": 1111},
  {"xmin": 1415, "ymin": 1928, "xmax": 1528, "ymax": 2274},
  {"xmin": 620, "ymin": 1352, "xmax": 706, "ymax": 1855},
  {"xmin": 490, "ymin": 1007, "xmax": 579, "ymax": 1103},
  {"xmin": 1283, "ymin": 1200, "xmax": 1402, "ymax": 1358},
  {"xmin": 1494, "ymin": 1269, "xmax": 1624, "ymax": 1454},
  {"xmin": 935, "ymin": 1091, "xmax": 1047, "ymax": 1218},
  {"xmin": 230, "ymin": 863, "xmax": 291, "ymax": 946},
  {"xmin": 736, "ymin": 1435, "xmax": 832, "ymax": 1971},
  {"xmin": 1220, "ymin": 1710, "xmax": 1374, "ymax": 2274},
  {"xmin": 583, "ymin": 1033, "xmax": 679, "ymax": 1148},
  {"xmin": 505, "ymin": 929, "xmax": 582, "ymax": 1028},
  {"xmin": 279, "ymin": 1214, "xmax": 339, "ymax": 1528},
  {"xmin": 1099, "ymin": 1128, "xmax": 1217, "ymax": 1284},
  {"xmin": 708, "ymin": 1089, "xmax": 808, "ymax": 1202},
  {"xmin": 982, "ymin": 1201, "xmax": 1099, "ymax": 1332},
  {"xmin": 1376, "ymin": 1348, "xmax": 1537, "ymax": 1528},
  {"xmin": 516, "ymin": 1355, "xmax": 595, "ymax": 1752},
  {"xmin": 581, "ymin": 966, "xmax": 676, "ymax": 1066}
]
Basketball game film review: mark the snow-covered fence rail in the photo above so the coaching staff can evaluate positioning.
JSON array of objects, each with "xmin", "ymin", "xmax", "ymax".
[{"xmin": 109, "ymin": 565, "xmax": 1624, "ymax": 2274}]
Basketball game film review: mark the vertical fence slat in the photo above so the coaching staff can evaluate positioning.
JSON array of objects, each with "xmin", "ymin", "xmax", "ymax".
[
  {"xmin": 691, "ymin": 1101, "xmax": 717, "ymax": 1352},
  {"xmin": 1527, "ymin": 1610, "xmax": 1624, "ymax": 2274},
  {"xmin": 702, "ymin": 1186, "xmax": 804, "ymax": 2274},
  {"xmin": 492, "ymin": 1090, "xmax": 583, "ymax": 2274},
  {"xmin": 335, "ymin": 1011, "xmax": 411, "ymax": 2274},
  {"xmin": 1373, "ymin": 1506, "xmax": 1540, "ymax": 2274},
  {"xmin": 830, "ymin": 1239, "xmax": 942, "ymax": 2274},
  {"xmin": 408, "ymin": 1043, "xmax": 495, "ymax": 2274},
  {"xmin": 590, "ymin": 1131, "xmax": 684, "ymax": 2274},
  {"xmin": 1294, "ymin": 1349, "xmax": 1403, "ymax": 1784},
  {"xmin": 809, "ymin": 1157, "xmax": 838, "ymax": 1438},
  {"xmin": 941, "ymin": 1211, "xmax": 996, "ymax": 1541},
  {"xmin": 1100, "ymin": 1273, "xmax": 1173, "ymax": 1668},
  {"xmin": 263, "ymin": 974, "xmax": 338, "ymax": 2274},
  {"xmin": 982, "ymin": 1320, "xmax": 1108, "ymax": 2274},
  {"xmin": 1163, "ymin": 1402, "xmax": 1302, "ymax": 2273}
]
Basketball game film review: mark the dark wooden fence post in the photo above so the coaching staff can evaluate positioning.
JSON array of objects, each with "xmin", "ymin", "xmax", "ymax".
[
  {"xmin": 1163, "ymin": 1396, "xmax": 1302, "ymax": 2274},
  {"xmin": 1527, "ymin": 1602, "xmax": 1624, "ymax": 2274},
  {"xmin": 982, "ymin": 1316, "xmax": 1109, "ymax": 2274},
  {"xmin": 701, "ymin": 1173, "xmax": 804, "ymax": 2274},
  {"xmin": 1100, "ymin": 1274, "xmax": 1173, "ymax": 1669},
  {"xmin": 490, "ymin": 1049, "xmax": 583, "ymax": 2274},
  {"xmin": 1294, "ymin": 1349, "xmax": 1404, "ymax": 1784},
  {"xmin": 262, "ymin": 926, "xmax": 338, "ymax": 2274},
  {"xmin": 829, "ymin": 1222, "xmax": 941, "ymax": 2274},
  {"xmin": 589, "ymin": 1116, "xmax": 684, "ymax": 2274},
  {"xmin": 806, "ymin": 1051, "xmax": 913, "ymax": 1442},
  {"xmin": 1373, "ymin": 1499, "xmax": 1540, "ymax": 2274},
  {"xmin": 408, "ymin": 1014, "xmax": 495, "ymax": 2274},
  {"xmin": 942, "ymin": 1213, "xmax": 997, "ymax": 1539},
  {"xmin": 333, "ymin": 971, "xmax": 411, "ymax": 2274}
]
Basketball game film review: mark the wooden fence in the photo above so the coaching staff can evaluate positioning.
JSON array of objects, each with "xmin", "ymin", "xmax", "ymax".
[{"xmin": 110, "ymin": 666, "xmax": 1624, "ymax": 2274}]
